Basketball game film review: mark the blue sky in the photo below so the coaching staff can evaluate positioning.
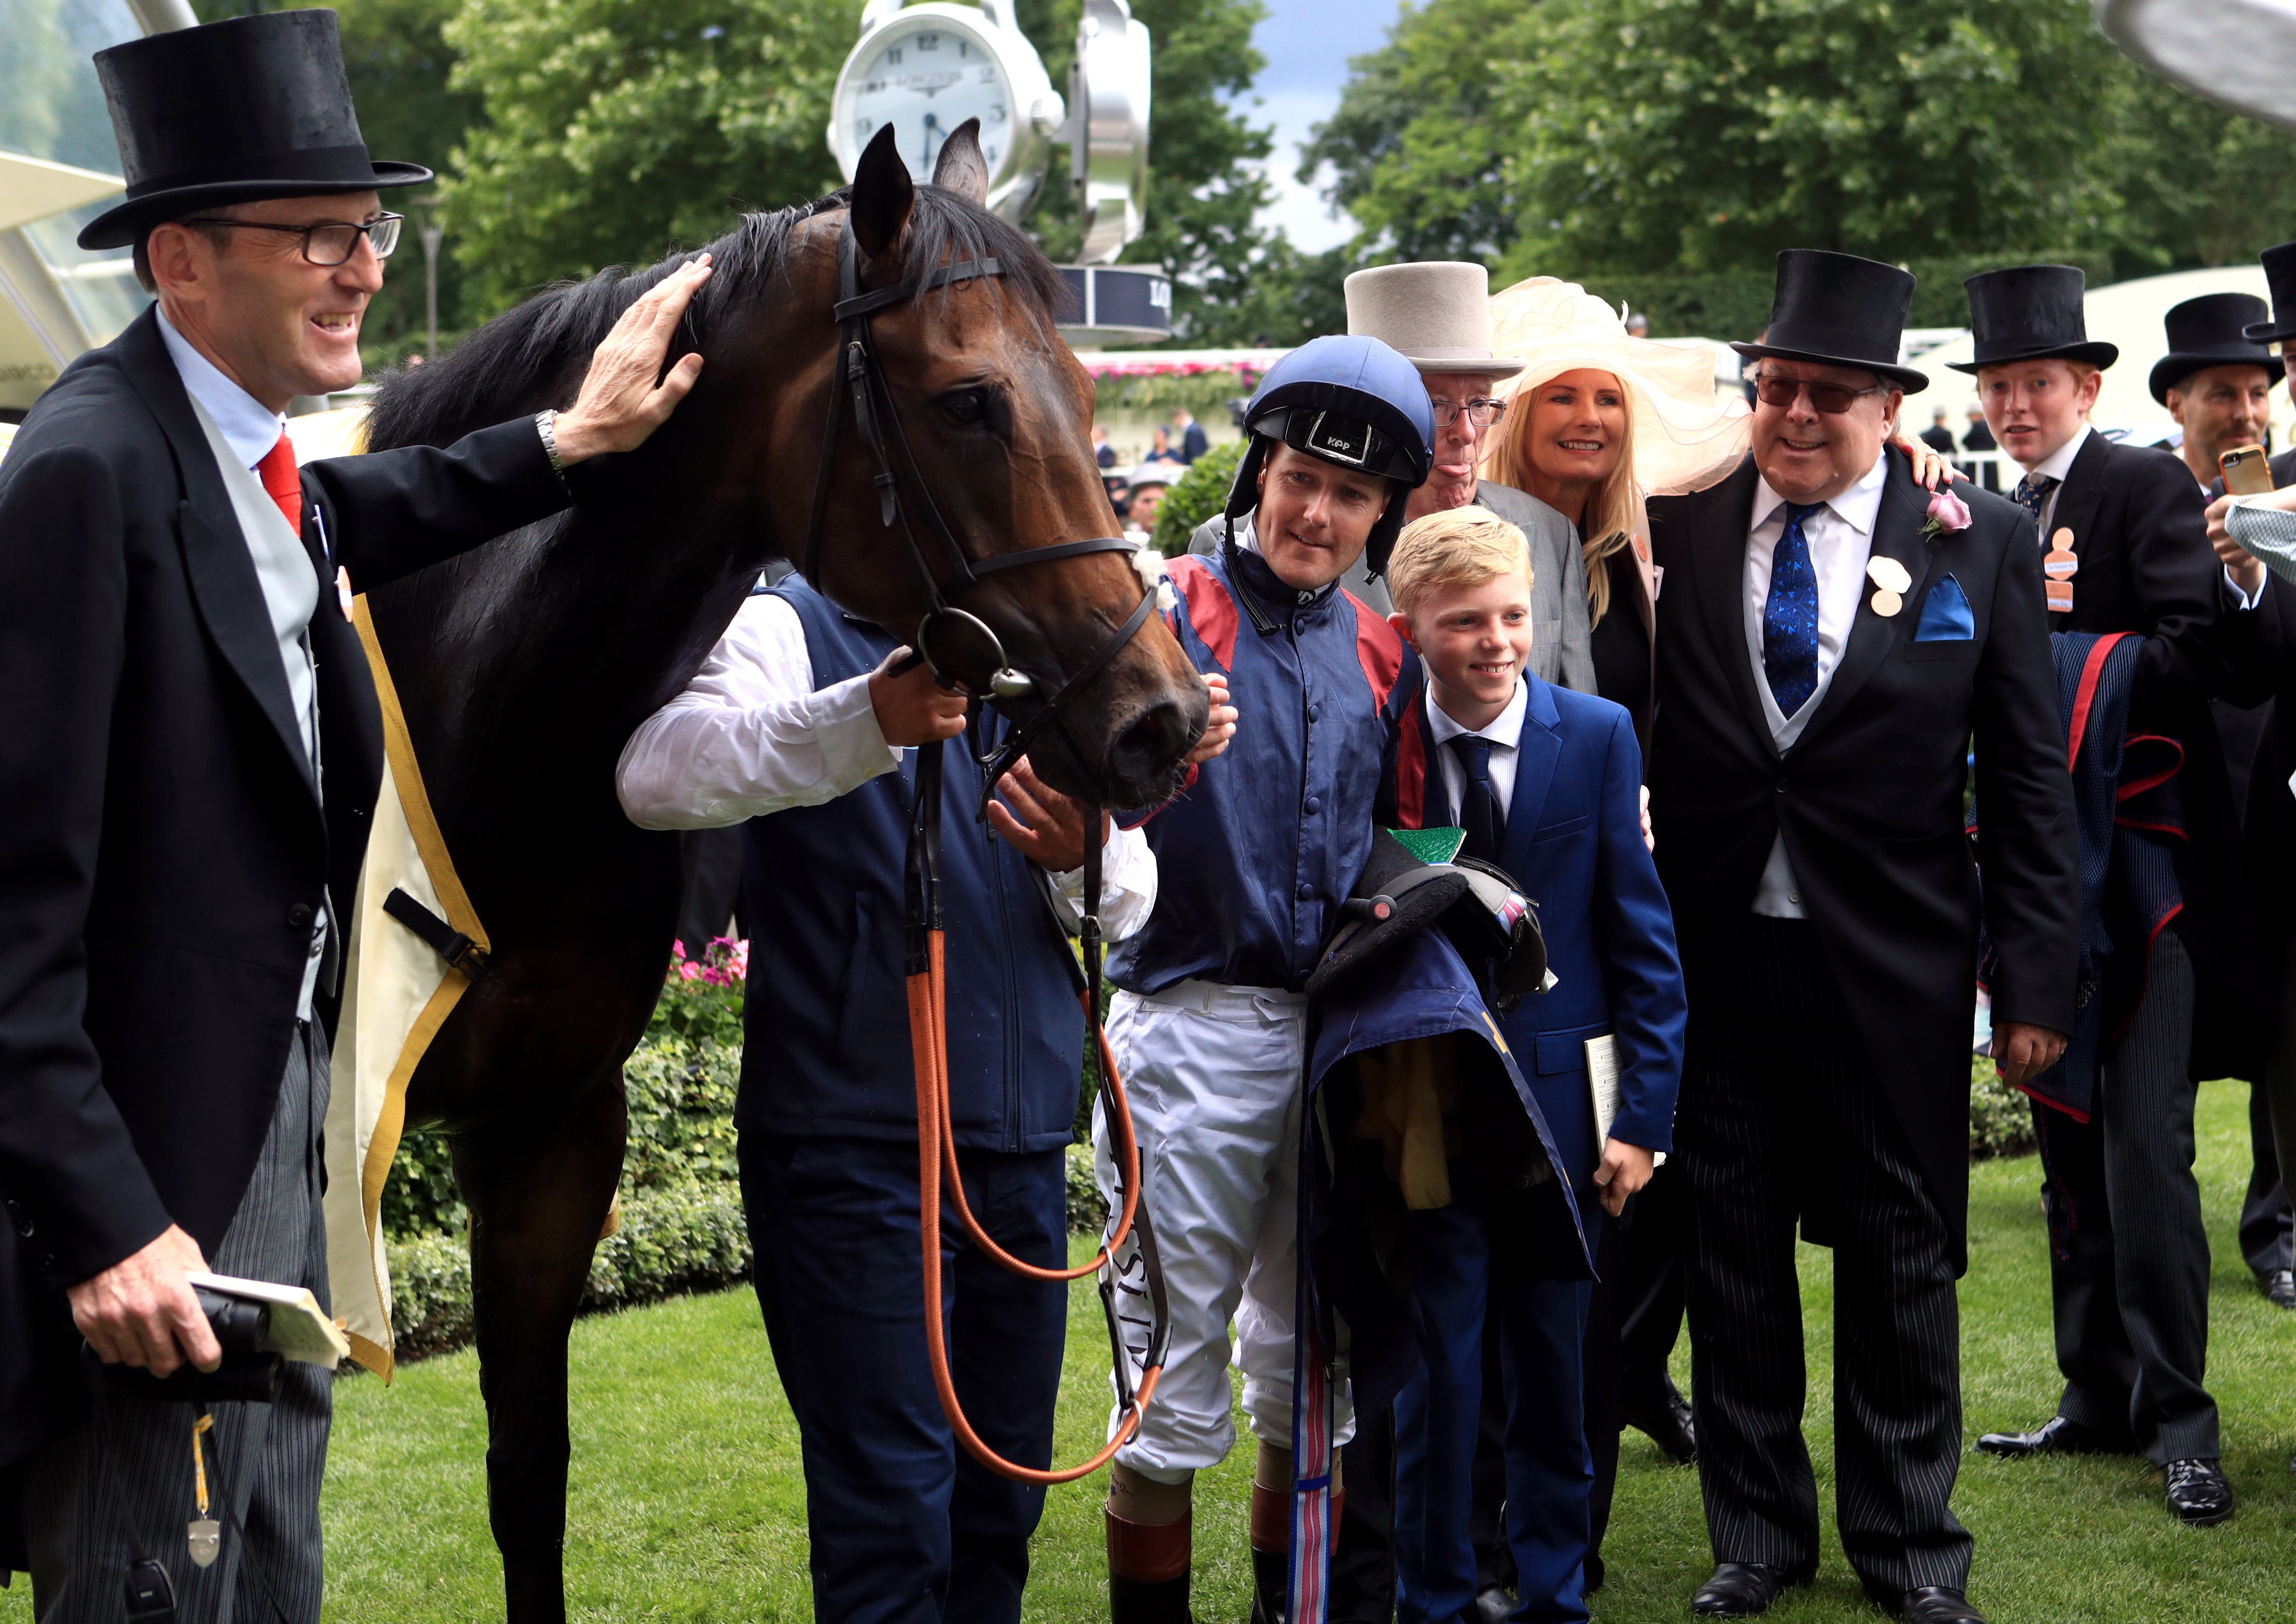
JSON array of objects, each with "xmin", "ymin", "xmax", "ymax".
[{"xmin": 1241, "ymin": 0, "xmax": 1406, "ymax": 252}]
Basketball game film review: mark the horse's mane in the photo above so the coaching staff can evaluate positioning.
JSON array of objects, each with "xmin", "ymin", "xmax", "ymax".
[{"xmin": 365, "ymin": 183, "xmax": 1073, "ymax": 453}]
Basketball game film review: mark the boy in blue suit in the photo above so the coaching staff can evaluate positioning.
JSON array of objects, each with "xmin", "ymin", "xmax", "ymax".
[{"xmin": 1379, "ymin": 508, "xmax": 1687, "ymax": 1623}]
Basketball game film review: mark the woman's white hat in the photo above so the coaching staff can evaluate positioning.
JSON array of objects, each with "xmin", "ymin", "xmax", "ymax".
[
  {"xmin": 1484, "ymin": 276, "xmax": 1749, "ymax": 496},
  {"xmin": 1344, "ymin": 262, "xmax": 1524, "ymax": 377}
]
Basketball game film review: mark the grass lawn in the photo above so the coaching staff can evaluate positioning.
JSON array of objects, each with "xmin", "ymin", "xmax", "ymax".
[{"xmin": 7, "ymin": 1079, "xmax": 2292, "ymax": 1622}]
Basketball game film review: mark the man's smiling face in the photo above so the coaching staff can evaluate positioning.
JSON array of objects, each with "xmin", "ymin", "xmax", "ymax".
[
  {"xmin": 1253, "ymin": 442, "xmax": 1391, "ymax": 590},
  {"xmin": 1749, "ymin": 359, "xmax": 1899, "ymax": 504},
  {"xmin": 145, "ymin": 191, "xmax": 385, "ymax": 410}
]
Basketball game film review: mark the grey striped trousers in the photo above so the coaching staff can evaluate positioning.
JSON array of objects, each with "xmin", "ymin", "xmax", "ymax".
[
  {"xmin": 26, "ymin": 1023, "xmax": 333, "ymax": 1624},
  {"xmin": 1676, "ymin": 918, "xmax": 1971, "ymax": 1599}
]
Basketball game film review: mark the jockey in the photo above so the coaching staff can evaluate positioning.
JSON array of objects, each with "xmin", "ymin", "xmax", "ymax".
[{"xmin": 1094, "ymin": 336, "xmax": 1434, "ymax": 1624}]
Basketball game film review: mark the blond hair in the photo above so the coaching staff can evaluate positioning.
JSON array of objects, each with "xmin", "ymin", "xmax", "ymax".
[
  {"xmin": 1386, "ymin": 507, "xmax": 1533, "ymax": 617},
  {"xmin": 1482, "ymin": 368, "xmax": 1641, "ymax": 627}
]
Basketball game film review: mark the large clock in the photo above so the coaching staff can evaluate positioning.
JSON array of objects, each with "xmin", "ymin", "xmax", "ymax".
[{"xmin": 827, "ymin": 0, "xmax": 1067, "ymax": 221}]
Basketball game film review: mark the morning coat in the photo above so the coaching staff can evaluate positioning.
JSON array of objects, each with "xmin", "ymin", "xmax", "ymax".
[
  {"xmin": 1645, "ymin": 452, "xmax": 2078, "ymax": 1264},
  {"xmin": 0, "ymin": 306, "xmax": 572, "ymax": 1466}
]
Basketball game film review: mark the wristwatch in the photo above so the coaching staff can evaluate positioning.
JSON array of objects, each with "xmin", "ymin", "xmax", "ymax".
[{"xmin": 535, "ymin": 408, "xmax": 566, "ymax": 479}]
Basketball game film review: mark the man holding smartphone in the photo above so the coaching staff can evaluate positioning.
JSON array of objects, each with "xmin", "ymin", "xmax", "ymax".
[{"xmin": 1960, "ymin": 266, "xmax": 2274, "ymax": 1527}]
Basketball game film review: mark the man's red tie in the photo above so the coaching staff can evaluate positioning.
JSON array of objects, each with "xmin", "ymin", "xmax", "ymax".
[{"xmin": 256, "ymin": 431, "xmax": 303, "ymax": 536}]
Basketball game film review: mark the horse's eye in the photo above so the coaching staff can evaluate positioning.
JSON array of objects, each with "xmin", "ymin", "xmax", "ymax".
[{"xmin": 940, "ymin": 389, "xmax": 989, "ymax": 426}]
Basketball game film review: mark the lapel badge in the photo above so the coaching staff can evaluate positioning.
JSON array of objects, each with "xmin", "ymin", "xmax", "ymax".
[
  {"xmin": 2045, "ymin": 527, "xmax": 2077, "ymax": 612},
  {"xmin": 1866, "ymin": 555, "xmax": 1909, "ymax": 616}
]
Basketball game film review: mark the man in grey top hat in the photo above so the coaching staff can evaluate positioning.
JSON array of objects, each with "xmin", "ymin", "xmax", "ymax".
[{"xmin": 1190, "ymin": 264, "xmax": 1596, "ymax": 693}]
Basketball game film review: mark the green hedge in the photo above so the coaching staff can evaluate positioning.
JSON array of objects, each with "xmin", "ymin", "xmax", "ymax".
[
  {"xmin": 1580, "ymin": 251, "xmax": 2117, "ymax": 342},
  {"xmin": 1093, "ymin": 369, "xmax": 1263, "ymax": 417},
  {"xmin": 1152, "ymin": 439, "xmax": 1247, "ymax": 556},
  {"xmin": 1970, "ymin": 1054, "xmax": 2039, "ymax": 1161}
]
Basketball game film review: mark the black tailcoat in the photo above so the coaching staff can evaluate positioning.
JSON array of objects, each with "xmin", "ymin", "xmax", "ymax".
[
  {"xmin": 2048, "ymin": 430, "xmax": 2280, "ymax": 1073},
  {"xmin": 0, "ymin": 307, "xmax": 569, "ymax": 1466},
  {"xmin": 1647, "ymin": 454, "xmax": 2077, "ymax": 1264}
]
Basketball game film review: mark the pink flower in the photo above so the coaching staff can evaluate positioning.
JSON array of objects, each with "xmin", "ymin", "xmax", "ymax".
[{"xmin": 1924, "ymin": 487, "xmax": 1972, "ymax": 535}]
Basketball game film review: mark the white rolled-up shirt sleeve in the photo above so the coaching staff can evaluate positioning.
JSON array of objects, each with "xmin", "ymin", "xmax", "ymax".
[
  {"xmin": 615, "ymin": 593, "xmax": 902, "ymax": 829},
  {"xmin": 1046, "ymin": 823, "xmax": 1157, "ymax": 942}
]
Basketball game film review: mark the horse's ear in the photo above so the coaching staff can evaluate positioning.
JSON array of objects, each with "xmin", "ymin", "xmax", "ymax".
[
  {"xmin": 931, "ymin": 118, "xmax": 991, "ymax": 206},
  {"xmin": 851, "ymin": 124, "xmax": 915, "ymax": 261}
]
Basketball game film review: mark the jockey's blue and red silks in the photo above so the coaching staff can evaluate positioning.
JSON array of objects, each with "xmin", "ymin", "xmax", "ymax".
[
  {"xmin": 737, "ymin": 579, "xmax": 1085, "ymax": 1151},
  {"xmin": 1110, "ymin": 543, "xmax": 1419, "ymax": 995}
]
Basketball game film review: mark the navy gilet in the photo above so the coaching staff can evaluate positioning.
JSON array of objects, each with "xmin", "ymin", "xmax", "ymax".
[{"xmin": 737, "ymin": 580, "xmax": 1085, "ymax": 1153}]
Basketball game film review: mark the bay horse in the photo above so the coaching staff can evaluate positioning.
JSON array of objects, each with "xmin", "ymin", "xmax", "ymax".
[{"xmin": 358, "ymin": 124, "xmax": 1206, "ymax": 1621}]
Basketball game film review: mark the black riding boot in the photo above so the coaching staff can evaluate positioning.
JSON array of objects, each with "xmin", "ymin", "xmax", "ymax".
[
  {"xmin": 1107, "ymin": 1509, "xmax": 1193, "ymax": 1624},
  {"xmin": 1248, "ymin": 1545, "xmax": 1289, "ymax": 1624}
]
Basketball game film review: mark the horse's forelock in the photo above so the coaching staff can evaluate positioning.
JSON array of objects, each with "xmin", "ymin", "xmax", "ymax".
[{"xmin": 363, "ymin": 184, "xmax": 1071, "ymax": 454}]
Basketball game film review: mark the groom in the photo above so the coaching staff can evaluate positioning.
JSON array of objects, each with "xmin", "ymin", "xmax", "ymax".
[{"xmin": 1645, "ymin": 251, "xmax": 2077, "ymax": 1623}]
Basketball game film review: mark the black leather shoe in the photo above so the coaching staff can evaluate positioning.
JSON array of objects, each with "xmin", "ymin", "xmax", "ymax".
[
  {"xmin": 1973, "ymin": 1415, "xmax": 2132, "ymax": 1458},
  {"xmin": 2259, "ymin": 1268, "xmax": 2296, "ymax": 1309},
  {"xmin": 1867, "ymin": 1586, "xmax": 1985, "ymax": 1623},
  {"xmin": 1472, "ymin": 1584, "xmax": 1517, "ymax": 1624},
  {"xmin": 1623, "ymin": 1377, "xmax": 1697, "ymax": 1464},
  {"xmin": 1691, "ymin": 1563, "xmax": 1803, "ymax": 1616},
  {"xmin": 2164, "ymin": 1457, "xmax": 2235, "ymax": 1525},
  {"xmin": 1248, "ymin": 1546, "xmax": 1288, "ymax": 1624}
]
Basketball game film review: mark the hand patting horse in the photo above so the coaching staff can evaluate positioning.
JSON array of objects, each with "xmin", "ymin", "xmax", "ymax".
[{"xmin": 357, "ymin": 124, "xmax": 1206, "ymax": 1622}]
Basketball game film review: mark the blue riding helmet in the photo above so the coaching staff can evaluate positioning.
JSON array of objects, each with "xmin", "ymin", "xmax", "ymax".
[{"xmin": 1224, "ymin": 334, "xmax": 1437, "ymax": 581}]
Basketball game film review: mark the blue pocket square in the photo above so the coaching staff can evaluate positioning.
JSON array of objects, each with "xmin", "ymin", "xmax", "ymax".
[{"xmin": 1912, "ymin": 574, "xmax": 1975, "ymax": 641}]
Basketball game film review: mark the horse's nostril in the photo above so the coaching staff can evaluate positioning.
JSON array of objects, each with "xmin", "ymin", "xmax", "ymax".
[{"xmin": 1108, "ymin": 696, "xmax": 1196, "ymax": 788}]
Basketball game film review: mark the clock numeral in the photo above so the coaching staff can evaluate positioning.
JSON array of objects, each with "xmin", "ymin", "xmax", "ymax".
[
  {"xmin": 886, "ymin": 45, "xmax": 902, "ymax": 63},
  {"xmin": 958, "ymin": 40, "xmax": 968, "ymax": 56},
  {"xmin": 988, "ymin": 102, "xmax": 1007, "ymax": 124},
  {"xmin": 855, "ymin": 116, "xmax": 872, "ymax": 144},
  {"xmin": 977, "ymin": 64, "xmax": 996, "ymax": 82},
  {"xmin": 917, "ymin": 31, "xmax": 938, "ymax": 48}
]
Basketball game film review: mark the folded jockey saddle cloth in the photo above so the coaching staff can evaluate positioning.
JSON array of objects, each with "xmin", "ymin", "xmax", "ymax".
[{"xmin": 1284, "ymin": 831, "xmax": 1588, "ymax": 1624}]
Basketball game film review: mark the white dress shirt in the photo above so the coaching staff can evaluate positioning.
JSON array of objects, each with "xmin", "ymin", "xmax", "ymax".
[
  {"xmin": 1742, "ymin": 449, "xmax": 1890, "ymax": 917},
  {"xmin": 1423, "ymin": 676, "xmax": 1529, "ymax": 825},
  {"xmin": 2022, "ymin": 422, "xmax": 2088, "ymax": 536},
  {"xmin": 616, "ymin": 592, "xmax": 1157, "ymax": 938},
  {"xmin": 159, "ymin": 310, "xmax": 329, "ymax": 1013}
]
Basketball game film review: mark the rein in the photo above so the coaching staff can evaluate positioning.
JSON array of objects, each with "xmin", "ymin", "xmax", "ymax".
[{"xmin": 802, "ymin": 211, "xmax": 1172, "ymax": 1481}]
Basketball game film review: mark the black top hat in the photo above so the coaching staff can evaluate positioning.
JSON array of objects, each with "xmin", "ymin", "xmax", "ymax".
[
  {"xmin": 1729, "ymin": 250, "xmax": 1928, "ymax": 393},
  {"xmin": 1946, "ymin": 265, "xmax": 2118, "ymax": 375},
  {"xmin": 2149, "ymin": 292, "xmax": 2283, "ymax": 404},
  {"xmin": 79, "ymin": 10, "xmax": 430, "ymax": 251},
  {"xmin": 2245, "ymin": 241, "xmax": 2296, "ymax": 345}
]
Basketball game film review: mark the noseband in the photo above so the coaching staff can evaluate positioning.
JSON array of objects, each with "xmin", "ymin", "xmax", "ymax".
[{"xmin": 796, "ymin": 216, "xmax": 1161, "ymax": 793}]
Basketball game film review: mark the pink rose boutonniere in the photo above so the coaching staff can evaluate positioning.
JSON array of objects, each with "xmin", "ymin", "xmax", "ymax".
[{"xmin": 1920, "ymin": 487, "xmax": 1973, "ymax": 541}]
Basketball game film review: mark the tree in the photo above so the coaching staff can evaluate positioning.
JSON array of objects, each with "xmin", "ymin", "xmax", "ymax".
[
  {"xmin": 1297, "ymin": 0, "xmax": 1518, "ymax": 264},
  {"xmin": 441, "ymin": 0, "xmax": 852, "ymax": 316},
  {"xmin": 1305, "ymin": 0, "xmax": 2296, "ymax": 284}
]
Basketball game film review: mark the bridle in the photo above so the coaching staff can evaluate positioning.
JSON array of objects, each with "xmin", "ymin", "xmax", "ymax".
[
  {"xmin": 796, "ymin": 215, "xmax": 1162, "ymax": 797},
  {"xmin": 797, "ymin": 209, "xmax": 1173, "ymax": 1484}
]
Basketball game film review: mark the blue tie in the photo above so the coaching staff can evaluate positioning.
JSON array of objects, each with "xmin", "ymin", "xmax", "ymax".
[
  {"xmin": 2014, "ymin": 472, "xmax": 2057, "ymax": 530},
  {"xmin": 1449, "ymin": 735, "xmax": 1500, "ymax": 864},
  {"xmin": 1763, "ymin": 501, "xmax": 1823, "ymax": 717}
]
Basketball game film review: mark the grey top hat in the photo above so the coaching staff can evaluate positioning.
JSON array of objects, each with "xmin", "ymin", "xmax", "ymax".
[{"xmin": 1344, "ymin": 262, "xmax": 1524, "ymax": 378}]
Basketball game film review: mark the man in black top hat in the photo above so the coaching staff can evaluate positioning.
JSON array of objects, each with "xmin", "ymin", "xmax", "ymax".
[
  {"xmin": 1645, "ymin": 250, "xmax": 2075, "ymax": 1623},
  {"xmin": 1961, "ymin": 265, "xmax": 2272, "ymax": 1528},
  {"xmin": 0, "ymin": 10, "xmax": 705, "ymax": 1616},
  {"xmin": 2157, "ymin": 293, "xmax": 2282, "ymax": 494},
  {"xmin": 2151, "ymin": 292, "xmax": 2296, "ymax": 1313}
]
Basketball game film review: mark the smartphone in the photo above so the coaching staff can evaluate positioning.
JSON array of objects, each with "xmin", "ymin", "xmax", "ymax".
[{"xmin": 2222, "ymin": 444, "xmax": 2275, "ymax": 496}]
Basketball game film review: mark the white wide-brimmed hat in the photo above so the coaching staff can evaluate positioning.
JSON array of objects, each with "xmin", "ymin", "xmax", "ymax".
[
  {"xmin": 1344, "ymin": 262, "xmax": 1524, "ymax": 378},
  {"xmin": 1484, "ymin": 276, "xmax": 1749, "ymax": 497}
]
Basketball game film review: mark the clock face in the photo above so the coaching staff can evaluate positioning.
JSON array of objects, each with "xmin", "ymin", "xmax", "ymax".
[{"xmin": 842, "ymin": 19, "xmax": 1016, "ymax": 181}]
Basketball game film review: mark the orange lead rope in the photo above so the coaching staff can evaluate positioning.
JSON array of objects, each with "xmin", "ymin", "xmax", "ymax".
[{"xmin": 906, "ymin": 738, "xmax": 1170, "ymax": 1483}]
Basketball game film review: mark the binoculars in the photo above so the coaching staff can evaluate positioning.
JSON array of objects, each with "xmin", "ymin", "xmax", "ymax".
[{"xmin": 91, "ymin": 1287, "xmax": 282, "ymax": 1404}]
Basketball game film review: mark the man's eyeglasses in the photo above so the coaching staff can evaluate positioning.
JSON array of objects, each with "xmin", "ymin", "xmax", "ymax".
[
  {"xmin": 1750, "ymin": 374, "xmax": 1883, "ymax": 415},
  {"xmin": 1430, "ymin": 397, "xmax": 1508, "ymax": 428},
  {"xmin": 182, "ymin": 213, "xmax": 403, "ymax": 267}
]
